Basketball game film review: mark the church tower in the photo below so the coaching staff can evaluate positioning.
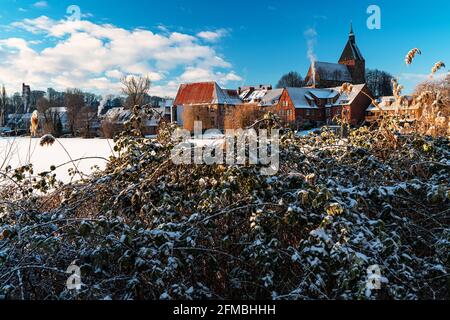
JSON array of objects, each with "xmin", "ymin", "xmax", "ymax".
[{"xmin": 338, "ymin": 23, "xmax": 365, "ymax": 84}]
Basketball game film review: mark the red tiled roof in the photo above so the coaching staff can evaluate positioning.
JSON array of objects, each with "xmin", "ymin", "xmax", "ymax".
[
  {"xmin": 174, "ymin": 82, "xmax": 217, "ymax": 105},
  {"xmin": 174, "ymin": 82, "xmax": 242, "ymax": 105}
]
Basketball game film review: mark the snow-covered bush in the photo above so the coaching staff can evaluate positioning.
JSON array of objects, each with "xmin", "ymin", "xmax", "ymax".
[{"xmin": 0, "ymin": 106, "xmax": 448, "ymax": 300}]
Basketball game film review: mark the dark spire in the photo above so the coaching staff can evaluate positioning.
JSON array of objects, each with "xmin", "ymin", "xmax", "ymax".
[
  {"xmin": 339, "ymin": 24, "xmax": 364, "ymax": 62},
  {"xmin": 349, "ymin": 21, "xmax": 355, "ymax": 42}
]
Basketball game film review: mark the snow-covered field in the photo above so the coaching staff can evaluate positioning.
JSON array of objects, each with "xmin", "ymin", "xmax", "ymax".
[
  {"xmin": 0, "ymin": 129, "xmax": 320, "ymax": 184},
  {"xmin": 0, "ymin": 137, "xmax": 115, "ymax": 183}
]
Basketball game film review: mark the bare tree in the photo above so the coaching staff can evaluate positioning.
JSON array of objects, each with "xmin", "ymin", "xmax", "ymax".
[
  {"xmin": 414, "ymin": 76, "xmax": 450, "ymax": 97},
  {"xmin": 36, "ymin": 97, "xmax": 51, "ymax": 134},
  {"xmin": 11, "ymin": 93, "xmax": 22, "ymax": 114},
  {"xmin": 30, "ymin": 90, "xmax": 46, "ymax": 111},
  {"xmin": 224, "ymin": 104, "xmax": 265, "ymax": 130},
  {"xmin": 121, "ymin": 76, "xmax": 151, "ymax": 109},
  {"xmin": 0, "ymin": 85, "xmax": 7, "ymax": 127},
  {"xmin": 64, "ymin": 89, "xmax": 85, "ymax": 135},
  {"xmin": 76, "ymin": 106, "xmax": 98, "ymax": 137},
  {"xmin": 365, "ymin": 69, "xmax": 394, "ymax": 97},
  {"xmin": 276, "ymin": 72, "xmax": 304, "ymax": 88},
  {"xmin": 36, "ymin": 97, "xmax": 62, "ymax": 136}
]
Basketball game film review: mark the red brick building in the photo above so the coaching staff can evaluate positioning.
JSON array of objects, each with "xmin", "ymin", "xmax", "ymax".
[
  {"xmin": 174, "ymin": 82, "xmax": 372, "ymax": 131},
  {"xmin": 173, "ymin": 25, "xmax": 372, "ymax": 131},
  {"xmin": 173, "ymin": 82, "xmax": 241, "ymax": 132},
  {"xmin": 272, "ymin": 84, "xmax": 372, "ymax": 127}
]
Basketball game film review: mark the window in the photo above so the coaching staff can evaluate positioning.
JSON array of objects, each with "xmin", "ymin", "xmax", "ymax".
[
  {"xmin": 326, "ymin": 108, "xmax": 331, "ymax": 117},
  {"xmin": 306, "ymin": 109, "xmax": 311, "ymax": 117}
]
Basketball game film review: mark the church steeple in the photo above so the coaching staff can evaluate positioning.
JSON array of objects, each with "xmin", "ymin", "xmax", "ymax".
[
  {"xmin": 339, "ymin": 23, "xmax": 366, "ymax": 84},
  {"xmin": 339, "ymin": 23, "xmax": 364, "ymax": 62},
  {"xmin": 349, "ymin": 22, "xmax": 355, "ymax": 42}
]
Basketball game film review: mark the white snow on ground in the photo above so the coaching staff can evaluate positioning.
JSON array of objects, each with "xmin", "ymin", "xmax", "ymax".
[
  {"xmin": 0, "ymin": 129, "xmax": 320, "ymax": 184},
  {"xmin": 0, "ymin": 137, "xmax": 115, "ymax": 183},
  {"xmin": 188, "ymin": 132, "xmax": 225, "ymax": 147},
  {"xmin": 188, "ymin": 129, "xmax": 322, "ymax": 148},
  {"xmin": 296, "ymin": 128, "xmax": 320, "ymax": 136}
]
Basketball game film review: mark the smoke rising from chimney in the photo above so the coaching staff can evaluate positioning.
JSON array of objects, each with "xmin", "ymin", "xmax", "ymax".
[
  {"xmin": 98, "ymin": 95, "xmax": 111, "ymax": 116},
  {"xmin": 304, "ymin": 27, "xmax": 318, "ymax": 86}
]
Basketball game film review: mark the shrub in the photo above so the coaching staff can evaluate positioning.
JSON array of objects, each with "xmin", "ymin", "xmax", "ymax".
[{"xmin": 0, "ymin": 106, "xmax": 448, "ymax": 300}]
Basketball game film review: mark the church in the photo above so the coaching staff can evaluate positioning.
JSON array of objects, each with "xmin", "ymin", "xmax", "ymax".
[
  {"xmin": 304, "ymin": 24, "xmax": 366, "ymax": 88},
  {"xmin": 174, "ymin": 24, "xmax": 373, "ymax": 131}
]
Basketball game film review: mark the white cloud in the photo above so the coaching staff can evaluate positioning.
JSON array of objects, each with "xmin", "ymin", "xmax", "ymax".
[
  {"xmin": 398, "ymin": 72, "xmax": 446, "ymax": 81},
  {"xmin": 33, "ymin": 1, "xmax": 48, "ymax": 8},
  {"xmin": 197, "ymin": 29, "xmax": 229, "ymax": 42},
  {"xmin": 105, "ymin": 70, "xmax": 123, "ymax": 79},
  {"xmin": 395, "ymin": 72, "xmax": 448, "ymax": 93},
  {"xmin": 178, "ymin": 67, "xmax": 242, "ymax": 85},
  {"xmin": 1, "ymin": 16, "xmax": 241, "ymax": 97}
]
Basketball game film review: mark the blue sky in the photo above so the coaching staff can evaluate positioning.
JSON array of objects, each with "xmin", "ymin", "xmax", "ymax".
[{"xmin": 0, "ymin": 0, "xmax": 449, "ymax": 97}]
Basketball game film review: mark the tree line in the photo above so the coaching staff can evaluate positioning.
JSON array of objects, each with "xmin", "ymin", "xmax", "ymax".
[
  {"xmin": 0, "ymin": 76, "xmax": 168, "ymax": 137},
  {"xmin": 275, "ymin": 69, "xmax": 395, "ymax": 97}
]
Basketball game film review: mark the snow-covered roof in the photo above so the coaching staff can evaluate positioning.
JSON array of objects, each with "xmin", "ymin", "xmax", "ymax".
[
  {"xmin": 239, "ymin": 89, "xmax": 252, "ymax": 100},
  {"xmin": 367, "ymin": 95, "xmax": 416, "ymax": 111},
  {"xmin": 239, "ymin": 85, "xmax": 274, "ymax": 102},
  {"xmin": 314, "ymin": 61, "xmax": 353, "ymax": 82},
  {"xmin": 307, "ymin": 88, "xmax": 339, "ymax": 99},
  {"xmin": 105, "ymin": 107, "xmax": 131, "ymax": 122},
  {"xmin": 258, "ymin": 89, "xmax": 284, "ymax": 107},
  {"xmin": 378, "ymin": 96, "xmax": 396, "ymax": 103},
  {"xmin": 331, "ymin": 84, "xmax": 366, "ymax": 105},
  {"xmin": 283, "ymin": 84, "xmax": 369, "ymax": 109},
  {"xmin": 213, "ymin": 84, "xmax": 242, "ymax": 105},
  {"xmin": 367, "ymin": 104, "xmax": 420, "ymax": 111},
  {"xmin": 286, "ymin": 88, "xmax": 318, "ymax": 109},
  {"xmin": 245, "ymin": 88, "xmax": 268, "ymax": 102},
  {"xmin": 105, "ymin": 107, "xmax": 164, "ymax": 126}
]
